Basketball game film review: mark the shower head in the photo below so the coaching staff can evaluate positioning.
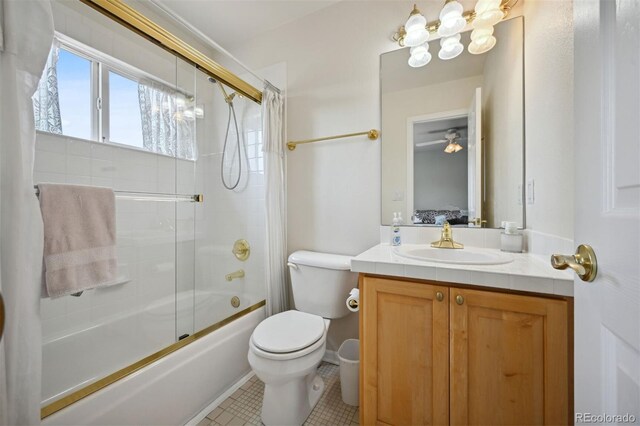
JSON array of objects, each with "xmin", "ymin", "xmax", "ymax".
[{"xmin": 208, "ymin": 76, "xmax": 236, "ymax": 104}]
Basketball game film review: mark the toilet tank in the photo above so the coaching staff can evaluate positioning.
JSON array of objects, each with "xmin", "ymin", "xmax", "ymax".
[{"xmin": 288, "ymin": 251, "xmax": 357, "ymax": 319}]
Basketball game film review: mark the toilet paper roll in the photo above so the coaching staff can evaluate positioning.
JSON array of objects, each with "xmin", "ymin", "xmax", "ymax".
[{"xmin": 346, "ymin": 288, "xmax": 359, "ymax": 312}]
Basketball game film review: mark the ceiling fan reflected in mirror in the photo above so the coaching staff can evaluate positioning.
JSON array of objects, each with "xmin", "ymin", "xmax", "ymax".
[{"xmin": 415, "ymin": 128, "xmax": 465, "ymax": 153}]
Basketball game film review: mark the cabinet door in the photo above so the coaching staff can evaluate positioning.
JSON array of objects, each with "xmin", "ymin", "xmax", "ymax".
[
  {"xmin": 361, "ymin": 276, "xmax": 449, "ymax": 425},
  {"xmin": 450, "ymin": 288, "xmax": 570, "ymax": 425}
]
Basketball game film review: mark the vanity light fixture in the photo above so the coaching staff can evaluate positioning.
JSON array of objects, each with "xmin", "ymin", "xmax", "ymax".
[
  {"xmin": 404, "ymin": 5, "xmax": 430, "ymax": 47},
  {"xmin": 392, "ymin": 0, "xmax": 517, "ymax": 67}
]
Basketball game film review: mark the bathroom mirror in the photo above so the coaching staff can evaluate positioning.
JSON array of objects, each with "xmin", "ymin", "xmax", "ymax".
[{"xmin": 380, "ymin": 16, "xmax": 524, "ymax": 229}]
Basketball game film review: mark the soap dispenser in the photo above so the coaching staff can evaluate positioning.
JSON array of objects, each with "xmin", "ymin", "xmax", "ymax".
[{"xmin": 391, "ymin": 212, "xmax": 402, "ymax": 246}]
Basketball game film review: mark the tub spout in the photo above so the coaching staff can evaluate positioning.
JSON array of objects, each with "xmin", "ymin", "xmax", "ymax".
[{"xmin": 225, "ymin": 269, "xmax": 245, "ymax": 281}]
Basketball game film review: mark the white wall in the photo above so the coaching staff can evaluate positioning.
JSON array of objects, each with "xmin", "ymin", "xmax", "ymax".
[
  {"xmin": 229, "ymin": 1, "xmax": 407, "ymax": 258},
  {"xmin": 524, "ymin": 0, "xmax": 574, "ymax": 239},
  {"xmin": 414, "ymin": 149, "xmax": 468, "ymax": 211},
  {"xmin": 228, "ymin": 1, "xmax": 408, "ymax": 350},
  {"xmin": 381, "ymin": 76, "xmax": 483, "ymax": 222},
  {"xmin": 228, "ymin": 0, "xmax": 573, "ymax": 347},
  {"xmin": 482, "ymin": 17, "xmax": 525, "ymax": 228}
]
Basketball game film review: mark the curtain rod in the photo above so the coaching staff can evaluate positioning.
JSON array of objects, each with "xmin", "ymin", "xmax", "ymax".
[{"xmin": 78, "ymin": 0, "xmax": 263, "ymax": 104}]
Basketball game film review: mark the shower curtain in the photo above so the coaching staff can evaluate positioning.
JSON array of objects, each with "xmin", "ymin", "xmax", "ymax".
[
  {"xmin": 0, "ymin": 0, "xmax": 53, "ymax": 423},
  {"xmin": 262, "ymin": 84, "xmax": 288, "ymax": 316},
  {"xmin": 33, "ymin": 40, "xmax": 62, "ymax": 134},
  {"xmin": 138, "ymin": 79, "xmax": 197, "ymax": 160}
]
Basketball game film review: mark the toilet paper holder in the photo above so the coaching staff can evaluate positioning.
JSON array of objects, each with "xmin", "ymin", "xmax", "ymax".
[{"xmin": 346, "ymin": 288, "xmax": 359, "ymax": 312}]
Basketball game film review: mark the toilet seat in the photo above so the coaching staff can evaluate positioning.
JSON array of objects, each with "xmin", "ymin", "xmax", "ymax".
[{"xmin": 250, "ymin": 311, "xmax": 329, "ymax": 361}]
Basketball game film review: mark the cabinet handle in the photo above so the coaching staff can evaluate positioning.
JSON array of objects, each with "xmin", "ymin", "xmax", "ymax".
[
  {"xmin": 455, "ymin": 295, "xmax": 464, "ymax": 305},
  {"xmin": 436, "ymin": 291, "xmax": 444, "ymax": 302}
]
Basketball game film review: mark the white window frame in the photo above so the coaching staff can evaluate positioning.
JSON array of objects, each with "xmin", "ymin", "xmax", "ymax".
[{"xmin": 50, "ymin": 32, "xmax": 193, "ymax": 153}]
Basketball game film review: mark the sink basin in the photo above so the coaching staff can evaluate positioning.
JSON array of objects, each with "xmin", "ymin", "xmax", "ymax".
[{"xmin": 394, "ymin": 246, "xmax": 513, "ymax": 265}]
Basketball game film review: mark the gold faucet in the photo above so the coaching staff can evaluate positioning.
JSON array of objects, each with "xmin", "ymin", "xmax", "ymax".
[
  {"xmin": 225, "ymin": 269, "xmax": 245, "ymax": 281},
  {"xmin": 431, "ymin": 222, "xmax": 464, "ymax": 249}
]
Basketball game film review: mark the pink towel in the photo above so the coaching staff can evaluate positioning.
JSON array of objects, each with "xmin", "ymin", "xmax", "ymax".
[{"xmin": 38, "ymin": 184, "xmax": 117, "ymax": 298}]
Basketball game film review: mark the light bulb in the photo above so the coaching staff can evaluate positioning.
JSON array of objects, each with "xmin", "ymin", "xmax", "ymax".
[
  {"xmin": 475, "ymin": 8, "xmax": 503, "ymax": 26},
  {"xmin": 408, "ymin": 46, "xmax": 432, "ymax": 68},
  {"xmin": 474, "ymin": 0, "xmax": 501, "ymax": 15},
  {"xmin": 444, "ymin": 143, "xmax": 456, "ymax": 153},
  {"xmin": 404, "ymin": 27, "xmax": 430, "ymax": 47},
  {"xmin": 183, "ymin": 110, "xmax": 195, "ymax": 120},
  {"xmin": 470, "ymin": 25, "xmax": 494, "ymax": 46},
  {"xmin": 405, "ymin": 6, "xmax": 427, "ymax": 32},
  {"xmin": 454, "ymin": 143, "xmax": 463, "ymax": 152},
  {"xmin": 438, "ymin": 34, "xmax": 463, "ymax": 60},
  {"xmin": 404, "ymin": 5, "xmax": 429, "ymax": 47},
  {"xmin": 468, "ymin": 35, "xmax": 496, "ymax": 54},
  {"xmin": 410, "ymin": 43, "xmax": 429, "ymax": 57},
  {"xmin": 438, "ymin": 0, "xmax": 466, "ymax": 37}
]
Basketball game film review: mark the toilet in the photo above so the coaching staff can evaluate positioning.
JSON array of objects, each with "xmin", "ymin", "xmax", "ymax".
[{"xmin": 248, "ymin": 250, "xmax": 357, "ymax": 426}]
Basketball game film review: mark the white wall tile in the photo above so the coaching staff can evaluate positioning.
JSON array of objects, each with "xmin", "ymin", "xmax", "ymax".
[
  {"xmin": 37, "ymin": 132, "xmax": 67, "ymax": 153},
  {"xmin": 35, "ymin": 151, "xmax": 66, "ymax": 174}
]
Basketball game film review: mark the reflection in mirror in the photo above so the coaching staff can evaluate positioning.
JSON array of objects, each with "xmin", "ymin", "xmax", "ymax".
[{"xmin": 381, "ymin": 17, "xmax": 524, "ymax": 229}]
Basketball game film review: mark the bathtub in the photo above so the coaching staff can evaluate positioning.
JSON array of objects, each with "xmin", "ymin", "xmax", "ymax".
[{"xmin": 42, "ymin": 290, "xmax": 265, "ymax": 425}]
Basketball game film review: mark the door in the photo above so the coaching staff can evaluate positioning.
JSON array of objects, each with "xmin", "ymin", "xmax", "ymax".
[
  {"xmin": 467, "ymin": 88, "xmax": 482, "ymax": 223},
  {"xmin": 361, "ymin": 277, "xmax": 449, "ymax": 425},
  {"xmin": 450, "ymin": 288, "xmax": 570, "ymax": 425},
  {"xmin": 574, "ymin": 0, "xmax": 640, "ymax": 419}
]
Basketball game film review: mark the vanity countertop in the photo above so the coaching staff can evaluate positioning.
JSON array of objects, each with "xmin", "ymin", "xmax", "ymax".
[{"xmin": 351, "ymin": 244, "xmax": 574, "ymax": 297}]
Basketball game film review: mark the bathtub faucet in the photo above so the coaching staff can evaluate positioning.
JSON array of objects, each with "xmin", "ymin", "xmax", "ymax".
[{"xmin": 225, "ymin": 269, "xmax": 245, "ymax": 281}]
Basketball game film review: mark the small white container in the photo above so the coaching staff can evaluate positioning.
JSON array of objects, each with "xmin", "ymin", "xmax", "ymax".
[
  {"xmin": 338, "ymin": 339, "xmax": 360, "ymax": 406},
  {"xmin": 501, "ymin": 232, "xmax": 523, "ymax": 253}
]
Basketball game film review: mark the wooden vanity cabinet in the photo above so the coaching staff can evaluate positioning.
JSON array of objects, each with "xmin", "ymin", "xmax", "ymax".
[
  {"xmin": 360, "ymin": 275, "xmax": 571, "ymax": 426},
  {"xmin": 360, "ymin": 276, "xmax": 450, "ymax": 425}
]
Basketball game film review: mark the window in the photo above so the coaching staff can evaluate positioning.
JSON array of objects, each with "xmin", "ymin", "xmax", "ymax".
[
  {"xmin": 108, "ymin": 71, "xmax": 144, "ymax": 148},
  {"xmin": 33, "ymin": 35, "xmax": 196, "ymax": 160},
  {"xmin": 33, "ymin": 46, "xmax": 93, "ymax": 140}
]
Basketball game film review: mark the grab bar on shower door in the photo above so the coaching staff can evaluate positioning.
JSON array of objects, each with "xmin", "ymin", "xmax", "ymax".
[{"xmin": 0, "ymin": 292, "xmax": 5, "ymax": 343}]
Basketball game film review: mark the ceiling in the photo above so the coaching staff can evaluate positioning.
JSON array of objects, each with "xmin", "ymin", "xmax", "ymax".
[
  {"xmin": 414, "ymin": 116, "xmax": 468, "ymax": 151},
  {"xmin": 151, "ymin": 0, "xmax": 342, "ymax": 48}
]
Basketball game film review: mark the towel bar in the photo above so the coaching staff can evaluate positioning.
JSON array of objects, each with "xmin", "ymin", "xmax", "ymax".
[{"xmin": 34, "ymin": 186, "xmax": 203, "ymax": 203}]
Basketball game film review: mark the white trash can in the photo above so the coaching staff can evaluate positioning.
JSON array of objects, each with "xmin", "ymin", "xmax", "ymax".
[{"xmin": 337, "ymin": 338, "xmax": 360, "ymax": 406}]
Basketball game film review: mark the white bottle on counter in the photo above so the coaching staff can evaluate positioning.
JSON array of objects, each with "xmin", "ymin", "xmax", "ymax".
[
  {"xmin": 391, "ymin": 212, "xmax": 402, "ymax": 246},
  {"xmin": 500, "ymin": 221, "xmax": 523, "ymax": 253}
]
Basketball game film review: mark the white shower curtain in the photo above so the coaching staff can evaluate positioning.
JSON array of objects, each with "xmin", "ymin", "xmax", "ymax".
[
  {"xmin": 262, "ymin": 84, "xmax": 288, "ymax": 316},
  {"xmin": 0, "ymin": 0, "xmax": 53, "ymax": 424}
]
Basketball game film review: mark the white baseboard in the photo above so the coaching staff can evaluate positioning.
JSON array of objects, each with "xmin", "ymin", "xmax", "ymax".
[
  {"xmin": 185, "ymin": 370, "xmax": 255, "ymax": 426},
  {"xmin": 323, "ymin": 350, "xmax": 339, "ymax": 365}
]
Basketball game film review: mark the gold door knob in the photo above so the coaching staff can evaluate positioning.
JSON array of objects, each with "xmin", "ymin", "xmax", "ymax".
[
  {"xmin": 436, "ymin": 291, "xmax": 444, "ymax": 302},
  {"xmin": 550, "ymin": 244, "xmax": 597, "ymax": 282},
  {"xmin": 455, "ymin": 295, "xmax": 464, "ymax": 305}
]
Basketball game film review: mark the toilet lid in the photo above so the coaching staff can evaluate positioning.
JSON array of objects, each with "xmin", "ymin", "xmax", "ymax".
[{"xmin": 252, "ymin": 310, "xmax": 325, "ymax": 353}]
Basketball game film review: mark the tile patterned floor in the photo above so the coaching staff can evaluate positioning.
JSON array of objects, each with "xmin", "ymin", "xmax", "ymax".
[{"xmin": 198, "ymin": 362, "xmax": 359, "ymax": 426}]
